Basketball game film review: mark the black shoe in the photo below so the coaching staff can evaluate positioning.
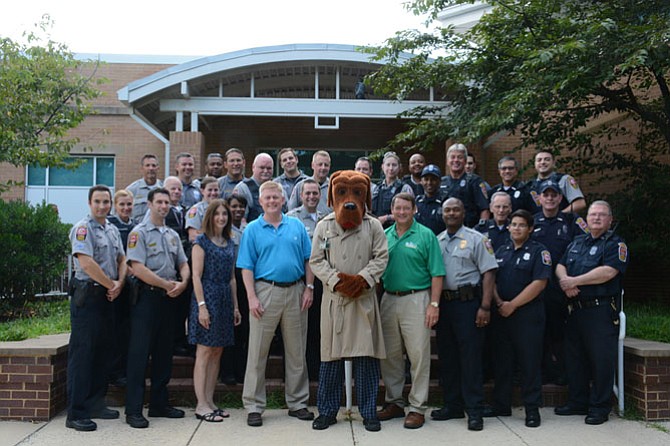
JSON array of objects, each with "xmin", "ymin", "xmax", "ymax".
[
  {"xmin": 148, "ymin": 406, "xmax": 185, "ymax": 418},
  {"xmin": 430, "ymin": 407, "xmax": 465, "ymax": 421},
  {"xmin": 585, "ymin": 413, "xmax": 608, "ymax": 425},
  {"xmin": 482, "ymin": 405, "xmax": 511, "ymax": 418},
  {"xmin": 221, "ymin": 375, "xmax": 237, "ymax": 386},
  {"xmin": 66, "ymin": 418, "xmax": 97, "ymax": 431},
  {"xmin": 109, "ymin": 377, "xmax": 127, "ymax": 387},
  {"xmin": 467, "ymin": 416, "xmax": 483, "ymax": 431},
  {"xmin": 363, "ymin": 418, "xmax": 381, "ymax": 432},
  {"xmin": 554, "ymin": 405, "xmax": 588, "ymax": 416},
  {"xmin": 91, "ymin": 407, "xmax": 120, "ymax": 419},
  {"xmin": 288, "ymin": 408, "xmax": 315, "ymax": 420},
  {"xmin": 312, "ymin": 414, "xmax": 337, "ymax": 430},
  {"xmin": 525, "ymin": 409, "xmax": 541, "ymax": 428},
  {"xmin": 126, "ymin": 414, "xmax": 149, "ymax": 429},
  {"xmin": 247, "ymin": 412, "xmax": 263, "ymax": 427},
  {"xmin": 173, "ymin": 345, "xmax": 195, "ymax": 357}
]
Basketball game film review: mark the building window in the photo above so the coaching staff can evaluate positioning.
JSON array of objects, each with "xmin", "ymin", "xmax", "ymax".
[{"xmin": 27, "ymin": 156, "xmax": 115, "ymax": 188}]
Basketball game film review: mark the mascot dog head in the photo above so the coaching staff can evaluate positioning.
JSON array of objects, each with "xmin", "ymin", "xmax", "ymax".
[{"xmin": 328, "ymin": 170, "xmax": 371, "ymax": 230}]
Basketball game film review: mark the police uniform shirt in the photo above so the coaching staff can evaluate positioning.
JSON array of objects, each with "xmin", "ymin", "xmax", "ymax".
[
  {"xmin": 402, "ymin": 175, "xmax": 424, "ymax": 197},
  {"xmin": 274, "ymin": 171, "xmax": 309, "ymax": 204},
  {"xmin": 490, "ymin": 181, "xmax": 533, "ymax": 212},
  {"xmin": 126, "ymin": 178, "xmax": 163, "ymax": 223},
  {"xmin": 528, "ymin": 172, "xmax": 585, "ymax": 211},
  {"xmin": 288, "ymin": 177, "xmax": 331, "ymax": 214},
  {"xmin": 495, "ymin": 239, "xmax": 552, "ymax": 301},
  {"xmin": 70, "ymin": 215, "xmax": 125, "ymax": 281},
  {"xmin": 218, "ymin": 175, "xmax": 244, "ymax": 200},
  {"xmin": 180, "ymin": 181, "xmax": 201, "ymax": 210},
  {"xmin": 106, "ymin": 214, "xmax": 135, "ymax": 251},
  {"xmin": 437, "ymin": 226, "xmax": 498, "ymax": 290},
  {"xmin": 415, "ymin": 194, "xmax": 446, "ymax": 235},
  {"xmin": 474, "ymin": 219, "xmax": 510, "ymax": 252},
  {"xmin": 287, "ymin": 205, "xmax": 325, "ymax": 239},
  {"xmin": 232, "ymin": 179, "xmax": 264, "ymax": 221},
  {"xmin": 439, "ymin": 173, "xmax": 490, "ymax": 227},
  {"xmin": 559, "ymin": 232, "xmax": 629, "ymax": 297},
  {"xmin": 126, "ymin": 221, "xmax": 188, "ymax": 280},
  {"xmin": 185, "ymin": 201, "xmax": 209, "ymax": 231},
  {"xmin": 371, "ymin": 179, "xmax": 414, "ymax": 217},
  {"xmin": 533, "ymin": 211, "xmax": 589, "ymax": 268}
]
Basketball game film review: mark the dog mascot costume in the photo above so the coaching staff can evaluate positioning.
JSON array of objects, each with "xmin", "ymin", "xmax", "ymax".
[{"xmin": 309, "ymin": 170, "xmax": 389, "ymax": 431}]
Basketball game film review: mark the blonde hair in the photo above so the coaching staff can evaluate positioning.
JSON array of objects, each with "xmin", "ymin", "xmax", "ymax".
[{"xmin": 114, "ymin": 189, "xmax": 134, "ymax": 204}]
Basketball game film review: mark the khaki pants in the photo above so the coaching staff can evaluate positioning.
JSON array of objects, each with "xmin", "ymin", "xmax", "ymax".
[
  {"xmin": 380, "ymin": 290, "xmax": 431, "ymax": 414},
  {"xmin": 242, "ymin": 281, "xmax": 309, "ymax": 413}
]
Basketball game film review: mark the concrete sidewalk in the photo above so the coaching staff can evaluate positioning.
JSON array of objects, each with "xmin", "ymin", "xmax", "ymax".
[{"xmin": 4, "ymin": 407, "xmax": 669, "ymax": 446}]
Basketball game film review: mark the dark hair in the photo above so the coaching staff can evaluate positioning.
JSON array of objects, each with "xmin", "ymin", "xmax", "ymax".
[
  {"xmin": 202, "ymin": 199, "xmax": 232, "ymax": 240},
  {"xmin": 207, "ymin": 153, "xmax": 223, "ymax": 161},
  {"xmin": 141, "ymin": 154, "xmax": 158, "ymax": 164},
  {"xmin": 509, "ymin": 209, "xmax": 534, "ymax": 228},
  {"xmin": 148, "ymin": 187, "xmax": 170, "ymax": 202},
  {"xmin": 225, "ymin": 148, "xmax": 244, "ymax": 161},
  {"xmin": 391, "ymin": 192, "xmax": 415, "ymax": 208},
  {"xmin": 88, "ymin": 184, "xmax": 112, "ymax": 203},
  {"xmin": 228, "ymin": 194, "xmax": 247, "ymax": 207},
  {"xmin": 199, "ymin": 176, "xmax": 218, "ymax": 190}
]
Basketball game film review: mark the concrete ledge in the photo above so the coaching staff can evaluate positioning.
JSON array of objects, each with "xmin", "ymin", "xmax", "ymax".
[
  {"xmin": 0, "ymin": 333, "xmax": 70, "ymax": 357},
  {"xmin": 624, "ymin": 337, "xmax": 670, "ymax": 358}
]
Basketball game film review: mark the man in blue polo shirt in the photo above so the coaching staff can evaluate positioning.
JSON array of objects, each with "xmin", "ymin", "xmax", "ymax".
[{"xmin": 236, "ymin": 181, "xmax": 315, "ymax": 427}]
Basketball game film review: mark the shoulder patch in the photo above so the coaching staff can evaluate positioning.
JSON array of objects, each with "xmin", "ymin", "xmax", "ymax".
[
  {"xmin": 479, "ymin": 182, "xmax": 489, "ymax": 199},
  {"xmin": 188, "ymin": 207, "xmax": 198, "ymax": 218},
  {"xmin": 483, "ymin": 238, "xmax": 494, "ymax": 255},
  {"xmin": 542, "ymin": 250, "xmax": 552, "ymax": 266},
  {"xmin": 530, "ymin": 190, "xmax": 540, "ymax": 206},
  {"xmin": 575, "ymin": 217, "xmax": 589, "ymax": 233},
  {"xmin": 618, "ymin": 242, "xmax": 628, "ymax": 262},
  {"xmin": 75, "ymin": 226, "xmax": 87, "ymax": 241},
  {"xmin": 568, "ymin": 176, "xmax": 579, "ymax": 189},
  {"xmin": 128, "ymin": 232, "xmax": 139, "ymax": 249}
]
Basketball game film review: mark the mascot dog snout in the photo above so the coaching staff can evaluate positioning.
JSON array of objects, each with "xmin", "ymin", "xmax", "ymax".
[
  {"xmin": 343, "ymin": 202, "xmax": 357, "ymax": 211},
  {"xmin": 327, "ymin": 170, "xmax": 372, "ymax": 230}
]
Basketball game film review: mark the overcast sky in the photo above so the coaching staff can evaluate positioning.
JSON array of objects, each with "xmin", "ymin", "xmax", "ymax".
[{"xmin": 1, "ymin": 0, "xmax": 431, "ymax": 57}]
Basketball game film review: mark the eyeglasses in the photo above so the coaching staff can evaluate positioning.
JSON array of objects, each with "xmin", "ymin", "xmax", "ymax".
[{"xmin": 499, "ymin": 166, "xmax": 516, "ymax": 171}]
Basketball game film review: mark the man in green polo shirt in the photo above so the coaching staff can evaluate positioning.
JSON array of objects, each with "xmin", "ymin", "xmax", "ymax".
[{"xmin": 377, "ymin": 193, "xmax": 445, "ymax": 429}]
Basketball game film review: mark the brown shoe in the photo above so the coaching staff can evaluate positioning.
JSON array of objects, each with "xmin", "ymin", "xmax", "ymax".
[
  {"xmin": 377, "ymin": 403, "xmax": 405, "ymax": 421},
  {"xmin": 404, "ymin": 411, "xmax": 425, "ymax": 429}
]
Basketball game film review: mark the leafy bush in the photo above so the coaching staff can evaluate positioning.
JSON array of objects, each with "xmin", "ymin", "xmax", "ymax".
[{"xmin": 0, "ymin": 200, "xmax": 70, "ymax": 317}]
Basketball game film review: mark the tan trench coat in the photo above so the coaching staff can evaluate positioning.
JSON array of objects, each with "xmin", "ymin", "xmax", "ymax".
[{"xmin": 309, "ymin": 213, "xmax": 389, "ymax": 361}]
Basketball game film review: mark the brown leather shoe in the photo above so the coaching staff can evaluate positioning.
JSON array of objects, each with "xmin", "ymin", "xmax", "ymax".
[
  {"xmin": 377, "ymin": 403, "xmax": 405, "ymax": 421},
  {"xmin": 404, "ymin": 411, "xmax": 425, "ymax": 429}
]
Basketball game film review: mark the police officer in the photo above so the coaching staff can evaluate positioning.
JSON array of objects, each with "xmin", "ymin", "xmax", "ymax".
[
  {"xmin": 532, "ymin": 180, "xmax": 589, "ymax": 384},
  {"xmin": 415, "ymin": 164, "xmax": 446, "ymax": 235},
  {"xmin": 554, "ymin": 200, "xmax": 628, "ymax": 425},
  {"xmin": 232, "ymin": 153, "xmax": 275, "ymax": 222},
  {"xmin": 274, "ymin": 147, "xmax": 309, "ymax": 203},
  {"xmin": 475, "ymin": 192, "xmax": 512, "ymax": 251},
  {"xmin": 490, "ymin": 156, "xmax": 533, "ymax": 212},
  {"xmin": 440, "ymin": 144, "xmax": 490, "ymax": 227},
  {"xmin": 126, "ymin": 154, "xmax": 163, "ymax": 224},
  {"xmin": 402, "ymin": 153, "xmax": 426, "ymax": 196},
  {"xmin": 67, "ymin": 185, "xmax": 127, "ymax": 431},
  {"xmin": 431, "ymin": 198, "xmax": 498, "ymax": 431},
  {"xmin": 527, "ymin": 151, "xmax": 586, "ymax": 214},
  {"xmin": 176, "ymin": 152, "xmax": 201, "ymax": 210},
  {"xmin": 218, "ymin": 148, "xmax": 246, "ymax": 200},
  {"xmin": 372, "ymin": 152, "xmax": 414, "ymax": 228},
  {"xmin": 125, "ymin": 188, "xmax": 190, "ymax": 429},
  {"xmin": 484, "ymin": 210, "xmax": 551, "ymax": 428}
]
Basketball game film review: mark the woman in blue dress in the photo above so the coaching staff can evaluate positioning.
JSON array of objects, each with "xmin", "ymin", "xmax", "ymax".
[{"xmin": 189, "ymin": 199, "xmax": 241, "ymax": 422}]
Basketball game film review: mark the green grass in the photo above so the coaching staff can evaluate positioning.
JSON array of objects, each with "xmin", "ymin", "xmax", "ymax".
[
  {"xmin": 625, "ymin": 300, "xmax": 670, "ymax": 344},
  {"xmin": 0, "ymin": 299, "xmax": 70, "ymax": 342}
]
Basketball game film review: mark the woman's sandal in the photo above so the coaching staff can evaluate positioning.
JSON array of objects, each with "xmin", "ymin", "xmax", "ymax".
[
  {"xmin": 214, "ymin": 408, "xmax": 230, "ymax": 418},
  {"xmin": 196, "ymin": 412, "xmax": 224, "ymax": 422}
]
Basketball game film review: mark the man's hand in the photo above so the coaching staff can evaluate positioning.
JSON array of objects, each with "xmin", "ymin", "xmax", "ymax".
[
  {"xmin": 425, "ymin": 305, "xmax": 439, "ymax": 328},
  {"xmin": 248, "ymin": 294, "xmax": 264, "ymax": 320},
  {"xmin": 301, "ymin": 287, "xmax": 313, "ymax": 311},
  {"xmin": 475, "ymin": 307, "xmax": 491, "ymax": 328},
  {"xmin": 106, "ymin": 280, "xmax": 124, "ymax": 301}
]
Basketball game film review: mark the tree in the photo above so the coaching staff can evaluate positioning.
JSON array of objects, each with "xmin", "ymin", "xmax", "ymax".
[
  {"xmin": 0, "ymin": 16, "xmax": 103, "ymax": 193},
  {"xmin": 367, "ymin": 0, "xmax": 670, "ymax": 264}
]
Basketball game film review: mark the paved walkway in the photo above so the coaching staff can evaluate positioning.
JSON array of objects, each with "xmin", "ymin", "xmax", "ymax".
[{"xmin": 3, "ymin": 407, "xmax": 669, "ymax": 446}]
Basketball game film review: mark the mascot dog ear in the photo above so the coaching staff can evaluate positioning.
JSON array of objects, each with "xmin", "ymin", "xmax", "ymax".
[
  {"xmin": 327, "ymin": 170, "xmax": 372, "ymax": 210},
  {"xmin": 327, "ymin": 170, "xmax": 342, "ymax": 209}
]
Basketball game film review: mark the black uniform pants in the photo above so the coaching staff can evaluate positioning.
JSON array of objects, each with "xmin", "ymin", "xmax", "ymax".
[
  {"xmin": 67, "ymin": 281, "xmax": 113, "ymax": 420},
  {"xmin": 492, "ymin": 299, "xmax": 545, "ymax": 410},
  {"xmin": 565, "ymin": 303, "xmax": 618, "ymax": 416},
  {"xmin": 543, "ymin": 281, "xmax": 568, "ymax": 381},
  {"xmin": 109, "ymin": 280, "xmax": 131, "ymax": 381},
  {"xmin": 436, "ymin": 298, "xmax": 484, "ymax": 416},
  {"xmin": 125, "ymin": 287, "xmax": 175, "ymax": 415}
]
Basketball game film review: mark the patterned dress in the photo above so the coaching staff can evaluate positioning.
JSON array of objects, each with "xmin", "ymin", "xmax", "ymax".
[{"xmin": 188, "ymin": 234, "xmax": 235, "ymax": 347}]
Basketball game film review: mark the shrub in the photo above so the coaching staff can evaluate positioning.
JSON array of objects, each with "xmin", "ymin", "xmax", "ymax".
[{"xmin": 0, "ymin": 200, "xmax": 70, "ymax": 317}]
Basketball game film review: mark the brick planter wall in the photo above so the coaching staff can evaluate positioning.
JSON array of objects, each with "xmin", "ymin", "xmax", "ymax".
[
  {"xmin": 624, "ymin": 338, "xmax": 670, "ymax": 421},
  {"xmin": 0, "ymin": 334, "xmax": 69, "ymax": 421}
]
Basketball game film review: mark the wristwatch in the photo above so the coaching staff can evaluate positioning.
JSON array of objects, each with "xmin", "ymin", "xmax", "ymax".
[
  {"xmin": 306, "ymin": 283, "xmax": 315, "ymax": 290},
  {"xmin": 430, "ymin": 301, "xmax": 439, "ymax": 308}
]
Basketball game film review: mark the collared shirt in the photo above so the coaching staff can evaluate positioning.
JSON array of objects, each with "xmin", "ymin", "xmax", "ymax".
[
  {"xmin": 288, "ymin": 177, "xmax": 332, "ymax": 214},
  {"xmin": 415, "ymin": 193, "xmax": 446, "ymax": 235},
  {"xmin": 533, "ymin": 211, "xmax": 589, "ymax": 268},
  {"xmin": 70, "ymin": 215, "xmax": 124, "ymax": 281},
  {"xmin": 438, "ymin": 225, "xmax": 498, "ymax": 290},
  {"xmin": 559, "ymin": 231, "xmax": 628, "ymax": 297},
  {"xmin": 185, "ymin": 201, "xmax": 209, "ymax": 231},
  {"xmin": 382, "ymin": 219, "xmax": 445, "ymax": 292},
  {"xmin": 126, "ymin": 220, "xmax": 188, "ymax": 280},
  {"xmin": 527, "ymin": 172, "xmax": 585, "ymax": 212},
  {"xmin": 439, "ymin": 173, "xmax": 490, "ymax": 227},
  {"xmin": 126, "ymin": 178, "xmax": 163, "ymax": 224},
  {"xmin": 236, "ymin": 214, "xmax": 312, "ymax": 282},
  {"xmin": 474, "ymin": 219, "xmax": 510, "ymax": 252},
  {"xmin": 180, "ymin": 181, "xmax": 201, "ymax": 210},
  {"xmin": 287, "ymin": 205, "xmax": 326, "ymax": 239},
  {"xmin": 218, "ymin": 175, "xmax": 245, "ymax": 200},
  {"xmin": 106, "ymin": 214, "xmax": 135, "ymax": 252},
  {"xmin": 490, "ymin": 180, "xmax": 533, "ymax": 212},
  {"xmin": 274, "ymin": 171, "xmax": 309, "ymax": 203},
  {"xmin": 495, "ymin": 239, "xmax": 552, "ymax": 301}
]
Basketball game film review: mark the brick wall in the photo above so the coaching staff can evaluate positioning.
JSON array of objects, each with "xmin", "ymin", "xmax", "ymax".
[{"xmin": 624, "ymin": 338, "xmax": 670, "ymax": 421}]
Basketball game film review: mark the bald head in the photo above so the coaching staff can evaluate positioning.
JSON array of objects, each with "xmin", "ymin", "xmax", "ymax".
[{"xmin": 252, "ymin": 153, "xmax": 274, "ymax": 183}]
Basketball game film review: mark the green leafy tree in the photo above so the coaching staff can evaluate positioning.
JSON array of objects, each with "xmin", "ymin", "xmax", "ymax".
[
  {"xmin": 0, "ymin": 16, "xmax": 103, "ymax": 193},
  {"xmin": 367, "ymin": 0, "xmax": 670, "ymax": 262}
]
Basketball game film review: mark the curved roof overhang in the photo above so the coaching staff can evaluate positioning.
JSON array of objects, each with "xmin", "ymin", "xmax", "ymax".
[{"xmin": 117, "ymin": 43, "xmax": 448, "ymax": 137}]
